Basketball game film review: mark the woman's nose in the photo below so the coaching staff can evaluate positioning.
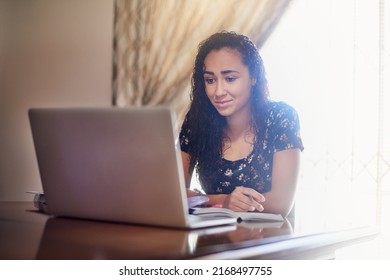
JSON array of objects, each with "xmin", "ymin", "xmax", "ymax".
[{"xmin": 214, "ymin": 81, "xmax": 226, "ymax": 97}]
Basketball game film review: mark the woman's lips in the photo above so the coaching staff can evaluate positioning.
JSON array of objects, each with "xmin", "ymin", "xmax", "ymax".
[{"xmin": 214, "ymin": 100, "xmax": 232, "ymax": 109}]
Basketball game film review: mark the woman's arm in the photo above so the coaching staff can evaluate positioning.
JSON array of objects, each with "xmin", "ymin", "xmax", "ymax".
[
  {"xmin": 261, "ymin": 148, "xmax": 301, "ymax": 216},
  {"xmin": 181, "ymin": 151, "xmax": 227, "ymax": 203},
  {"xmin": 181, "ymin": 151, "xmax": 192, "ymax": 189}
]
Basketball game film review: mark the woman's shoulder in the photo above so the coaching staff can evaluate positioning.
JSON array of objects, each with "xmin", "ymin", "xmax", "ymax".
[
  {"xmin": 265, "ymin": 101, "xmax": 300, "ymax": 123},
  {"xmin": 263, "ymin": 101, "xmax": 304, "ymax": 151},
  {"xmin": 268, "ymin": 100, "xmax": 297, "ymax": 113}
]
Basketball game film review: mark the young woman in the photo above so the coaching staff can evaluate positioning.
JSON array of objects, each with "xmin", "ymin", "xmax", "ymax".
[{"xmin": 180, "ymin": 31, "xmax": 303, "ymax": 217}]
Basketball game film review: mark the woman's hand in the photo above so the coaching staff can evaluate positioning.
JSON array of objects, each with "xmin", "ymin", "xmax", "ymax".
[{"xmin": 223, "ymin": 186, "xmax": 265, "ymax": 212}]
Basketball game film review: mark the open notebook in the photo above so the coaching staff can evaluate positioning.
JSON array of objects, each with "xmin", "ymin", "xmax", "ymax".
[{"xmin": 28, "ymin": 107, "xmax": 236, "ymax": 228}]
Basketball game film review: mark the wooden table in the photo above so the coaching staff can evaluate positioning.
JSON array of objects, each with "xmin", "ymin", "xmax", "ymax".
[{"xmin": 0, "ymin": 202, "xmax": 377, "ymax": 260}]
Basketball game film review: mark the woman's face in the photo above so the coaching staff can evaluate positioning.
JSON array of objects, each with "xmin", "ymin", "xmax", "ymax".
[{"xmin": 203, "ymin": 47, "xmax": 255, "ymax": 120}]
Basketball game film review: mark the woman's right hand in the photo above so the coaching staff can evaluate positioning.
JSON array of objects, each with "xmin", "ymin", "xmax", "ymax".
[{"xmin": 222, "ymin": 186, "xmax": 265, "ymax": 212}]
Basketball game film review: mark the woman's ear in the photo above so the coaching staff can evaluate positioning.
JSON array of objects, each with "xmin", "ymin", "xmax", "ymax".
[{"xmin": 251, "ymin": 77, "xmax": 257, "ymax": 86}]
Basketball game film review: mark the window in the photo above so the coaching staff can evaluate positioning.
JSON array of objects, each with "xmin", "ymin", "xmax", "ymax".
[{"xmin": 262, "ymin": 0, "xmax": 389, "ymax": 257}]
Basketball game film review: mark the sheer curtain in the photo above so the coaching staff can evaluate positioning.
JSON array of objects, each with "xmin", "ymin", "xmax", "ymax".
[
  {"xmin": 112, "ymin": 0, "xmax": 292, "ymax": 122},
  {"xmin": 261, "ymin": 0, "xmax": 390, "ymax": 240}
]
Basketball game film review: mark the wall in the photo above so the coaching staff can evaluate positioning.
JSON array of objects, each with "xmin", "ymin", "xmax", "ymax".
[{"xmin": 0, "ymin": 0, "xmax": 114, "ymax": 201}]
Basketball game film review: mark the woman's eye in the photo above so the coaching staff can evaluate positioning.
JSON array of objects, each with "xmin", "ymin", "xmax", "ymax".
[
  {"xmin": 205, "ymin": 78, "xmax": 215, "ymax": 84},
  {"xmin": 226, "ymin": 77, "xmax": 237, "ymax": 82}
]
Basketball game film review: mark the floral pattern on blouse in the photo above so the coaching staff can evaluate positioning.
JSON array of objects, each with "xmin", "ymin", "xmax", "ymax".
[{"xmin": 180, "ymin": 101, "xmax": 304, "ymax": 194}]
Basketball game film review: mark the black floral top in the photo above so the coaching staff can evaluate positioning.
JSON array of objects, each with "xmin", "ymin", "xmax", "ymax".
[{"xmin": 180, "ymin": 101, "xmax": 304, "ymax": 194}]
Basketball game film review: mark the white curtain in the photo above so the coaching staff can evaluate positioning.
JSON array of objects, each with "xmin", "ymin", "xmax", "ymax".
[
  {"xmin": 261, "ymin": 0, "xmax": 390, "ymax": 232},
  {"xmin": 112, "ymin": 0, "xmax": 292, "ymax": 122}
]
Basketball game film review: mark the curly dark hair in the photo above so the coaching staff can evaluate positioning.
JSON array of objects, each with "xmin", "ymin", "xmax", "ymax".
[{"xmin": 184, "ymin": 31, "xmax": 270, "ymax": 192}]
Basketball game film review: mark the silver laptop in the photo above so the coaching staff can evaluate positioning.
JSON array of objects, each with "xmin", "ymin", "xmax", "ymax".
[{"xmin": 28, "ymin": 106, "xmax": 236, "ymax": 229}]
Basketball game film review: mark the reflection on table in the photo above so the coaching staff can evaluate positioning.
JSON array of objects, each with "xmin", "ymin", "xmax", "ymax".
[{"xmin": 0, "ymin": 202, "xmax": 377, "ymax": 260}]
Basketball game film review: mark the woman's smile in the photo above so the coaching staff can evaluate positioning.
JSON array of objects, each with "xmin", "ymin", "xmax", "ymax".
[{"xmin": 214, "ymin": 99, "xmax": 233, "ymax": 109}]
